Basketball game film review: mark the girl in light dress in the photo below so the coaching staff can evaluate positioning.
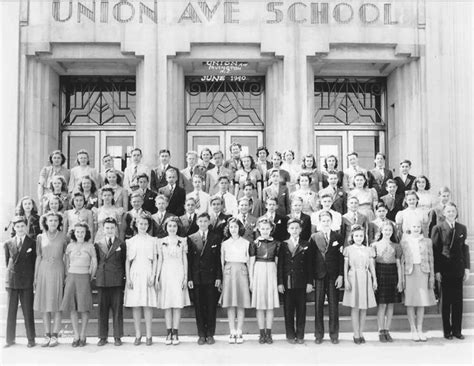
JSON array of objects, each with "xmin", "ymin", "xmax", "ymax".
[
  {"xmin": 42, "ymin": 176, "xmax": 70, "ymax": 214},
  {"xmin": 124, "ymin": 213, "xmax": 158, "ymax": 346},
  {"xmin": 103, "ymin": 169, "xmax": 128, "ymax": 210},
  {"xmin": 63, "ymin": 192, "xmax": 95, "ymax": 242},
  {"xmin": 220, "ymin": 218, "xmax": 251, "ymax": 344},
  {"xmin": 34, "ymin": 212, "xmax": 67, "ymax": 347},
  {"xmin": 37, "ymin": 150, "xmax": 70, "ymax": 211},
  {"xmin": 299, "ymin": 153, "xmax": 322, "ymax": 193},
  {"xmin": 321, "ymin": 155, "xmax": 346, "ymax": 190},
  {"xmin": 68, "ymin": 149, "xmax": 100, "ymax": 193},
  {"xmin": 291, "ymin": 173, "xmax": 319, "ymax": 215},
  {"xmin": 343, "ymin": 225, "xmax": 377, "ymax": 344},
  {"xmin": 395, "ymin": 190, "xmax": 429, "ymax": 239},
  {"xmin": 94, "ymin": 187, "xmax": 123, "ymax": 242},
  {"xmin": 77, "ymin": 176, "xmax": 99, "ymax": 210},
  {"xmin": 413, "ymin": 176, "xmax": 435, "ymax": 235},
  {"xmin": 280, "ymin": 150, "xmax": 300, "ymax": 193},
  {"xmin": 349, "ymin": 173, "xmax": 378, "ymax": 221},
  {"xmin": 156, "ymin": 217, "xmax": 190, "ymax": 345}
]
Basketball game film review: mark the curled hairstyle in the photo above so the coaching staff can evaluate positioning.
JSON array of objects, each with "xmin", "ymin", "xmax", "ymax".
[
  {"xmin": 403, "ymin": 190, "xmax": 419, "ymax": 207},
  {"xmin": 324, "ymin": 155, "xmax": 339, "ymax": 170},
  {"xmin": 41, "ymin": 212, "xmax": 64, "ymax": 232},
  {"xmin": 49, "ymin": 175, "xmax": 68, "ymax": 193},
  {"xmin": 70, "ymin": 222, "xmax": 92, "ymax": 242},
  {"xmin": 241, "ymin": 155, "xmax": 256, "ymax": 170},
  {"xmin": 100, "ymin": 186, "xmax": 116, "ymax": 205},
  {"xmin": 15, "ymin": 196, "xmax": 39, "ymax": 216},
  {"xmin": 301, "ymin": 154, "xmax": 317, "ymax": 169},
  {"xmin": 49, "ymin": 150, "xmax": 66, "ymax": 165},
  {"xmin": 131, "ymin": 212, "xmax": 153, "ymax": 233},
  {"xmin": 348, "ymin": 224, "xmax": 366, "ymax": 246},
  {"xmin": 297, "ymin": 172, "xmax": 312, "ymax": 185},
  {"xmin": 375, "ymin": 201, "xmax": 389, "ymax": 211},
  {"xmin": 229, "ymin": 142, "xmax": 242, "ymax": 152},
  {"xmin": 243, "ymin": 182, "xmax": 255, "ymax": 190},
  {"xmin": 256, "ymin": 146, "xmax": 269, "ymax": 157},
  {"xmin": 256, "ymin": 217, "xmax": 275, "ymax": 236},
  {"xmin": 223, "ymin": 217, "xmax": 246, "ymax": 238},
  {"xmin": 44, "ymin": 195, "xmax": 64, "ymax": 213},
  {"xmin": 200, "ymin": 147, "xmax": 213, "ymax": 159},
  {"xmin": 105, "ymin": 169, "xmax": 123, "ymax": 186},
  {"xmin": 353, "ymin": 173, "xmax": 368, "ymax": 188},
  {"xmin": 163, "ymin": 216, "xmax": 182, "ymax": 235},
  {"xmin": 76, "ymin": 149, "xmax": 90, "ymax": 165},
  {"xmin": 70, "ymin": 192, "xmax": 86, "ymax": 209},
  {"xmin": 283, "ymin": 149, "xmax": 295, "ymax": 160},
  {"xmin": 78, "ymin": 175, "xmax": 98, "ymax": 194},
  {"xmin": 413, "ymin": 175, "xmax": 431, "ymax": 191}
]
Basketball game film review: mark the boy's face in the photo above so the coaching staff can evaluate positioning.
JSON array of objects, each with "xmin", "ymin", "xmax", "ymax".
[
  {"xmin": 348, "ymin": 198, "xmax": 358, "ymax": 211},
  {"xmin": 291, "ymin": 200, "xmax": 302, "ymax": 213},
  {"xmin": 166, "ymin": 171, "xmax": 177, "ymax": 185},
  {"xmin": 321, "ymin": 197, "xmax": 333, "ymax": 210},
  {"xmin": 214, "ymin": 154, "xmax": 223, "ymax": 166},
  {"xmin": 400, "ymin": 162, "xmax": 411, "ymax": 174},
  {"xmin": 375, "ymin": 154, "xmax": 385, "ymax": 167},
  {"xmin": 131, "ymin": 197, "xmax": 143, "ymax": 210},
  {"xmin": 211, "ymin": 200, "xmax": 222, "ymax": 213},
  {"xmin": 348, "ymin": 155, "xmax": 358, "ymax": 167},
  {"xmin": 192, "ymin": 177, "xmax": 203, "ymax": 190},
  {"xmin": 197, "ymin": 217, "xmax": 210, "ymax": 231},
  {"xmin": 155, "ymin": 199, "xmax": 168, "ymax": 211},
  {"xmin": 184, "ymin": 200, "xmax": 196, "ymax": 214},
  {"xmin": 103, "ymin": 156, "xmax": 113, "ymax": 168},
  {"xmin": 104, "ymin": 223, "xmax": 116, "ymax": 237},
  {"xmin": 320, "ymin": 215, "xmax": 332, "ymax": 229},
  {"xmin": 243, "ymin": 186, "xmax": 253, "ymax": 197},
  {"xmin": 258, "ymin": 150, "xmax": 267, "ymax": 161},
  {"xmin": 440, "ymin": 192, "xmax": 451, "ymax": 204},
  {"xmin": 218, "ymin": 179, "xmax": 229, "ymax": 192},
  {"xmin": 271, "ymin": 155, "xmax": 281, "ymax": 167},
  {"xmin": 159, "ymin": 152, "xmax": 170, "ymax": 165},
  {"xmin": 270, "ymin": 172, "xmax": 280, "ymax": 185},
  {"xmin": 231, "ymin": 146, "xmax": 241, "ymax": 158},
  {"xmin": 13, "ymin": 222, "xmax": 27, "ymax": 236},
  {"xmin": 238, "ymin": 201, "xmax": 250, "ymax": 214},
  {"xmin": 387, "ymin": 183, "xmax": 397, "ymax": 194},
  {"xmin": 328, "ymin": 174, "xmax": 338, "ymax": 186},
  {"xmin": 265, "ymin": 200, "xmax": 277, "ymax": 213},
  {"xmin": 376, "ymin": 207, "xmax": 388, "ymax": 219},
  {"xmin": 131, "ymin": 150, "xmax": 141, "ymax": 164},
  {"xmin": 444, "ymin": 206, "xmax": 457, "ymax": 222},
  {"xmin": 138, "ymin": 178, "xmax": 148, "ymax": 190},
  {"xmin": 288, "ymin": 223, "xmax": 301, "ymax": 237},
  {"xmin": 187, "ymin": 154, "xmax": 197, "ymax": 167}
]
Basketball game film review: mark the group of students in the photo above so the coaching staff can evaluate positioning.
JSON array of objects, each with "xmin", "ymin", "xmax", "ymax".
[{"xmin": 4, "ymin": 145, "xmax": 470, "ymax": 348}]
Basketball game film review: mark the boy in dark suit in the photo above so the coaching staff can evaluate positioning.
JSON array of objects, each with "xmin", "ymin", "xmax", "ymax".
[
  {"xmin": 431, "ymin": 203, "xmax": 471, "ymax": 340},
  {"xmin": 95, "ymin": 218, "xmax": 126, "ymax": 346},
  {"xmin": 131, "ymin": 173, "xmax": 157, "ymax": 214},
  {"xmin": 187, "ymin": 213, "xmax": 223, "ymax": 345},
  {"xmin": 394, "ymin": 159, "xmax": 415, "ymax": 195},
  {"xmin": 263, "ymin": 169, "xmax": 291, "ymax": 217},
  {"xmin": 208, "ymin": 196, "xmax": 232, "ymax": 242},
  {"xmin": 380, "ymin": 179, "xmax": 404, "ymax": 222},
  {"xmin": 152, "ymin": 194, "xmax": 176, "ymax": 238},
  {"xmin": 242, "ymin": 182, "xmax": 264, "ymax": 217},
  {"xmin": 310, "ymin": 211, "xmax": 344, "ymax": 344},
  {"xmin": 261, "ymin": 196, "xmax": 288, "ymax": 242},
  {"xmin": 121, "ymin": 192, "xmax": 154, "ymax": 240},
  {"xmin": 287, "ymin": 196, "xmax": 312, "ymax": 241},
  {"xmin": 179, "ymin": 197, "xmax": 199, "ymax": 237},
  {"xmin": 235, "ymin": 197, "xmax": 258, "ymax": 243},
  {"xmin": 150, "ymin": 149, "xmax": 181, "ymax": 192},
  {"xmin": 277, "ymin": 218, "xmax": 313, "ymax": 344},
  {"xmin": 341, "ymin": 196, "xmax": 369, "ymax": 247},
  {"xmin": 4, "ymin": 216, "xmax": 36, "ymax": 347},
  {"xmin": 318, "ymin": 170, "xmax": 347, "ymax": 215},
  {"xmin": 158, "ymin": 168, "xmax": 186, "ymax": 216}
]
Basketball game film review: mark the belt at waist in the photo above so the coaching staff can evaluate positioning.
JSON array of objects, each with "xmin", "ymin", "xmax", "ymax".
[{"xmin": 255, "ymin": 258, "xmax": 276, "ymax": 263}]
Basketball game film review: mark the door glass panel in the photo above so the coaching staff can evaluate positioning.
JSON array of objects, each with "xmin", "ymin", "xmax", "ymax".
[
  {"xmin": 353, "ymin": 135, "xmax": 379, "ymax": 170},
  {"xmin": 105, "ymin": 136, "xmax": 134, "ymax": 172},
  {"xmin": 315, "ymin": 136, "xmax": 343, "ymax": 170},
  {"xmin": 67, "ymin": 136, "xmax": 96, "ymax": 169},
  {"xmin": 191, "ymin": 135, "xmax": 223, "ymax": 157},
  {"xmin": 230, "ymin": 135, "xmax": 259, "ymax": 158}
]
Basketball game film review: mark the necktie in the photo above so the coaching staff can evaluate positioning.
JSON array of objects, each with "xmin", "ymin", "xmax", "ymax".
[
  {"xmin": 195, "ymin": 192, "xmax": 200, "ymax": 208},
  {"xmin": 190, "ymin": 168, "xmax": 194, "ymax": 177},
  {"xmin": 217, "ymin": 166, "xmax": 221, "ymax": 175},
  {"xmin": 170, "ymin": 185, "xmax": 174, "ymax": 196},
  {"xmin": 133, "ymin": 165, "xmax": 138, "ymax": 182},
  {"xmin": 202, "ymin": 232, "xmax": 207, "ymax": 245},
  {"xmin": 353, "ymin": 213, "xmax": 357, "ymax": 224},
  {"xmin": 243, "ymin": 214, "xmax": 247, "ymax": 226},
  {"xmin": 17, "ymin": 238, "xmax": 23, "ymax": 250},
  {"xmin": 107, "ymin": 238, "xmax": 113, "ymax": 250},
  {"xmin": 221, "ymin": 193, "xmax": 226, "ymax": 211},
  {"xmin": 325, "ymin": 232, "xmax": 329, "ymax": 244},
  {"xmin": 159, "ymin": 212, "xmax": 163, "ymax": 224}
]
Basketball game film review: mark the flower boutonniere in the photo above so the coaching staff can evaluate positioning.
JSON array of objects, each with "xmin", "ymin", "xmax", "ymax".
[
  {"xmin": 162, "ymin": 242, "xmax": 168, "ymax": 247},
  {"xmin": 90, "ymin": 198, "xmax": 98, "ymax": 204},
  {"xmin": 338, "ymin": 192, "xmax": 344, "ymax": 197},
  {"xmin": 177, "ymin": 240, "xmax": 182, "ymax": 248}
]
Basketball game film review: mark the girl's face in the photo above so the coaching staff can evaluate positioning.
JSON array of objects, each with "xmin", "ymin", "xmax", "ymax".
[
  {"xmin": 136, "ymin": 218, "xmax": 149, "ymax": 233},
  {"xmin": 271, "ymin": 172, "xmax": 280, "ymax": 185},
  {"xmin": 74, "ymin": 196, "xmax": 85, "ymax": 209},
  {"xmin": 299, "ymin": 176, "xmax": 310, "ymax": 188},
  {"xmin": 81, "ymin": 179, "xmax": 92, "ymax": 192},
  {"xmin": 416, "ymin": 178, "xmax": 426, "ymax": 191},
  {"xmin": 354, "ymin": 176, "xmax": 365, "ymax": 188},
  {"xmin": 231, "ymin": 146, "xmax": 241, "ymax": 158},
  {"xmin": 155, "ymin": 199, "xmax": 167, "ymax": 211},
  {"xmin": 411, "ymin": 223, "xmax": 422, "ymax": 235},
  {"xmin": 102, "ymin": 191, "xmax": 113, "ymax": 205},
  {"xmin": 288, "ymin": 223, "xmax": 301, "ymax": 237},
  {"xmin": 74, "ymin": 227, "xmax": 86, "ymax": 242},
  {"xmin": 348, "ymin": 198, "xmax": 358, "ymax": 211},
  {"xmin": 238, "ymin": 201, "xmax": 250, "ymax": 214},
  {"xmin": 258, "ymin": 150, "xmax": 267, "ymax": 161},
  {"xmin": 131, "ymin": 197, "xmax": 143, "ymax": 210},
  {"xmin": 229, "ymin": 222, "xmax": 240, "ymax": 237},
  {"xmin": 321, "ymin": 197, "xmax": 332, "ymax": 210},
  {"xmin": 327, "ymin": 174, "xmax": 338, "ymax": 186},
  {"xmin": 242, "ymin": 157, "xmax": 251, "ymax": 169},
  {"xmin": 211, "ymin": 200, "xmax": 222, "ymax": 213},
  {"xmin": 201, "ymin": 151, "xmax": 211, "ymax": 163},
  {"xmin": 284, "ymin": 152, "xmax": 293, "ymax": 162},
  {"xmin": 166, "ymin": 221, "xmax": 178, "ymax": 235},
  {"xmin": 243, "ymin": 186, "xmax": 253, "ymax": 197},
  {"xmin": 51, "ymin": 153, "xmax": 63, "ymax": 166},
  {"xmin": 406, "ymin": 194, "xmax": 418, "ymax": 207},
  {"xmin": 327, "ymin": 157, "xmax": 336, "ymax": 169},
  {"xmin": 106, "ymin": 172, "xmax": 117, "ymax": 185},
  {"xmin": 304, "ymin": 157, "xmax": 314, "ymax": 169},
  {"xmin": 271, "ymin": 155, "xmax": 282, "ymax": 167},
  {"xmin": 352, "ymin": 230, "xmax": 365, "ymax": 245},
  {"xmin": 52, "ymin": 178, "xmax": 63, "ymax": 192},
  {"xmin": 49, "ymin": 199, "xmax": 60, "ymax": 212},
  {"xmin": 258, "ymin": 223, "xmax": 272, "ymax": 238},
  {"xmin": 78, "ymin": 153, "xmax": 88, "ymax": 166},
  {"xmin": 22, "ymin": 199, "xmax": 33, "ymax": 213},
  {"xmin": 381, "ymin": 225, "xmax": 393, "ymax": 239},
  {"xmin": 47, "ymin": 216, "xmax": 59, "ymax": 232},
  {"xmin": 376, "ymin": 207, "xmax": 388, "ymax": 219}
]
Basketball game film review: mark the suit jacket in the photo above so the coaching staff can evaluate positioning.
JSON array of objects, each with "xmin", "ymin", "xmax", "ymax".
[
  {"xmin": 368, "ymin": 219, "xmax": 399, "ymax": 244},
  {"xmin": 209, "ymin": 212, "xmax": 232, "ymax": 242},
  {"xmin": 4, "ymin": 236, "xmax": 36, "ymax": 289},
  {"xmin": 187, "ymin": 231, "xmax": 223, "ymax": 286},
  {"xmin": 11, "ymin": 214, "xmax": 41, "ymax": 241},
  {"xmin": 287, "ymin": 213, "xmax": 312, "ymax": 241},
  {"xmin": 394, "ymin": 174, "xmax": 415, "ymax": 195},
  {"xmin": 150, "ymin": 165, "xmax": 180, "ymax": 193},
  {"xmin": 319, "ymin": 186, "xmax": 347, "ymax": 215},
  {"xmin": 341, "ymin": 212, "xmax": 369, "ymax": 246},
  {"xmin": 152, "ymin": 211, "xmax": 176, "ymax": 238},
  {"xmin": 381, "ymin": 193, "xmax": 404, "ymax": 222},
  {"xmin": 259, "ymin": 213, "xmax": 288, "ymax": 242},
  {"xmin": 235, "ymin": 214, "xmax": 257, "ymax": 243},
  {"xmin": 159, "ymin": 185, "xmax": 186, "ymax": 216},
  {"xmin": 310, "ymin": 231, "xmax": 344, "ymax": 280},
  {"xmin": 263, "ymin": 185, "xmax": 291, "ymax": 217},
  {"xmin": 400, "ymin": 237, "xmax": 434, "ymax": 280},
  {"xmin": 277, "ymin": 238, "xmax": 313, "ymax": 289},
  {"xmin": 205, "ymin": 166, "xmax": 233, "ymax": 196},
  {"xmin": 248, "ymin": 197, "xmax": 264, "ymax": 218},
  {"xmin": 368, "ymin": 168, "xmax": 393, "ymax": 197},
  {"xmin": 431, "ymin": 222, "xmax": 470, "ymax": 278},
  {"xmin": 94, "ymin": 237, "xmax": 126, "ymax": 287},
  {"xmin": 179, "ymin": 213, "xmax": 199, "ymax": 237},
  {"xmin": 128, "ymin": 188, "xmax": 157, "ymax": 214},
  {"xmin": 180, "ymin": 167, "xmax": 204, "ymax": 194},
  {"xmin": 265, "ymin": 168, "xmax": 291, "ymax": 185}
]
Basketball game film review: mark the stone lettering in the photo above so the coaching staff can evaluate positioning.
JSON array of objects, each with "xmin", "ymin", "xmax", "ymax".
[
  {"xmin": 384, "ymin": 3, "xmax": 398, "ymax": 24},
  {"xmin": 113, "ymin": 0, "xmax": 135, "ymax": 23},
  {"xmin": 52, "ymin": 0, "xmax": 73, "ymax": 22},
  {"xmin": 311, "ymin": 3, "xmax": 328, "ymax": 24},
  {"xmin": 78, "ymin": 1, "xmax": 95, "ymax": 23},
  {"xmin": 139, "ymin": 0, "xmax": 157, "ymax": 23},
  {"xmin": 224, "ymin": 0, "xmax": 239, "ymax": 23},
  {"xmin": 288, "ymin": 2, "xmax": 307, "ymax": 23},
  {"xmin": 178, "ymin": 2, "xmax": 202, "ymax": 23},
  {"xmin": 333, "ymin": 2, "xmax": 353, "ymax": 24},
  {"xmin": 359, "ymin": 3, "xmax": 379, "ymax": 24},
  {"xmin": 198, "ymin": 1, "xmax": 221, "ymax": 21},
  {"xmin": 266, "ymin": 2, "xmax": 283, "ymax": 24}
]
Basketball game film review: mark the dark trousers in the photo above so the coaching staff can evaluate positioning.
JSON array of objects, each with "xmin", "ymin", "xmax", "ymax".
[
  {"xmin": 314, "ymin": 276, "xmax": 340, "ymax": 340},
  {"xmin": 193, "ymin": 284, "xmax": 218, "ymax": 337},
  {"xmin": 6, "ymin": 288, "xmax": 35, "ymax": 343},
  {"xmin": 97, "ymin": 287, "xmax": 124, "ymax": 339},
  {"xmin": 440, "ymin": 276, "xmax": 464, "ymax": 336},
  {"xmin": 283, "ymin": 288, "xmax": 306, "ymax": 340}
]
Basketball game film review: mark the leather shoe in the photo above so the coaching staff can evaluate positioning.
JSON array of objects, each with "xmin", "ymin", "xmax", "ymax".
[
  {"xmin": 4, "ymin": 342, "xmax": 15, "ymax": 348},
  {"xmin": 206, "ymin": 336, "xmax": 215, "ymax": 345},
  {"xmin": 444, "ymin": 334, "xmax": 453, "ymax": 340},
  {"xmin": 331, "ymin": 338, "xmax": 339, "ymax": 344},
  {"xmin": 296, "ymin": 338, "xmax": 304, "ymax": 344},
  {"xmin": 27, "ymin": 341, "xmax": 36, "ymax": 348},
  {"xmin": 97, "ymin": 338, "xmax": 108, "ymax": 346},
  {"xmin": 353, "ymin": 337, "xmax": 361, "ymax": 345},
  {"xmin": 287, "ymin": 338, "xmax": 296, "ymax": 344},
  {"xmin": 197, "ymin": 337, "xmax": 206, "ymax": 345},
  {"xmin": 134, "ymin": 337, "xmax": 142, "ymax": 346},
  {"xmin": 72, "ymin": 339, "xmax": 80, "ymax": 348},
  {"xmin": 360, "ymin": 337, "xmax": 366, "ymax": 344},
  {"xmin": 114, "ymin": 338, "xmax": 122, "ymax": 346},
  {"xmin": 146, "ymin": 337, "xmax": 153, "ymax": 346},
  {"xmin": 79, "ymin": 338, "xmax": 86, "ymax": 347},
  {"xmin": 314, "ymin": 338, "xmax": 323, "ymax": 344},
  {"xmin": 453, "ymin": 334, "xmax": 465, "ymax": 340}
]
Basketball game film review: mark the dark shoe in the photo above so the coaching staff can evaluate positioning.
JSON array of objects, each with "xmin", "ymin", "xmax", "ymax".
[
  {"xmin": 258, "ymin": 329, "xmax": 266, "ymax": 344},
  {"xmin": 114, "ymin": 338, "xmax": 122, "ymax": 346},
  {"xmin": 296, "ymin": 338, "xmax": 304, "ymax": 344},
  {"xmin": 198, "ymin": 337, "xmax": 206, "ymax": 345},
  {"xmin": 265, "ymin": 330, "xmax": 273, "ymax": 344},
  {"xmin": 49, "ymin": 336, "xmax": 59, "ymax": 347},
  {"xmin": 444, "ymin": 334, "xmax": 453, "ymax": 340},
  {"xmin": 72, "ymin": 339, "xmax": 80, "ymax": 348},
  {"xmin": 165, "ymin": 330, "xmax": 173, "ymax": 345},
  {"xmin": 27, "ymin": 341, "xmax": 36, "ymax": 348},
  {"xmin": 314, "ymin": 338, "xmax": 323, "ymax": 344},
  {"xmin": 4, "ymin": 342, "xmax": 15, "ymax": 348},
  {"xmin": 79, "ymin": 338, "xmax": 86, "ymax": 347},
  {"xmin": 286, "ymin": 338, "xmax": 296, "ymax": 344},
  {"xmin": 206, "ymin": 336, "xmax": 215, "ymax": 345},
  {"xmin": 134, "ymin": 337, "xmax": 142, "ymax": 346},
  {"xmin": 146, "ymin": 337, "xmax": 152, "ymax": 346},
  {"xmin": 379, "ymin": 330, "xmax": 387, "ymax": 343},
  {"xmin": 331, "ymin": 338, "xmax": 339, "ymax": 344},
  {"xmin": 453, "ymin": 334, "xmax": 465, "ymax": 340},
  {"xmin": 353, "ymin": 337, "xmax": 361, "ymax": 345},
  {"xmin": 97, "ymin": 338, "xmax": 108, "ymax": 346},
  {"xmin": 385, "ymin": 331, "xmax": 393, "ymax": 343},
  {"xmin": 360, "ymin": 337, "xmax": 366, "ymax": 344},
  {"xmin": 172, "ymin": 329, "xmax": 180, "ymax": 345}
]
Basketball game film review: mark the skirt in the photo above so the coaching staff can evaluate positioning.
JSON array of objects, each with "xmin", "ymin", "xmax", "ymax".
[
  {"xmin": 251, "ymin": 261, "xmax": 280, "ymax": 310},
  {"xmin": 375, "ymin": 263, "xmax": 401, "ymax": 304},
  {"xmin": 404, "ymin": 264, "xmax": 436, "ymax": 307},
  {"xmin": 60, "ymin": 273, "xmax": 93, "ymax": 312},
  {"xmin": 220, "ymin": 262, "xmax": 251, "ymax": 308},
  {"xmin": 342, "ymin": 268, "xmax": 377, "ymax": 309},
  {"xmin": 34, "ymin": 259, "xmax": 65, "ymax": 312}
]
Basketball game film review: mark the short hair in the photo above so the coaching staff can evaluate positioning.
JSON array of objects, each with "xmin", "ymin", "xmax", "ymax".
[
  {"xmin": 297, "ymin": 172, "xmax": 312, "ymax": 185},
  {"xmin": 70, "ymin": 222, "xmax": 92, "ymax": 242},
  {"xmin": 400, "ymin": 159, "xmax": 412, "ymax": 166},
  {"xmin": 301, "ymin": 154, "xmax": 317, "ymax": 169},
  {"xmin": 256, "ymin": 146, "xmax": 269, "ymax": 157},
  {"xmin": 241, "ymin": 155, "xmax": 256, "ymax": 170},
  {"xmin": 130, "ymin": 147, "xmax": 143, "ymax": 156},
  {"xmin": 49, "ymin": 175, "xmax": 68, "ymax": 193},
  {"xmin": 385, "ymin": 178, "xmax": 398, "ymax": 187},
  {"xmin": 229, "ymin": 142, "xmax": 242, "ymax": 152},
  {"xmin": 11, "ymin": 215, "xmax": 27, "ymax": 226},
  {"xmin": 353, "ymin": 173, "xmax": 368, "ymax": 188},
  {"xmin": 213, "ymin": 150, "xmax": 224, "ymax": 158},
  {"xmin": 49, "ymin": 150, "xmax": 66, "ymax": 165},
  {"xmin": 291, "ymin": 196, "xmax": 303, "ymax": 204},
  {"xmin": 186, "ymin": 150, "xmax": 198, "ymax": 158},
  {"xmin": 103, "ymin": 217, "xmax": 118, "ymax": 226},
  {"xmin": 319, "ymin": 210, "xmax": 333, "ymax": 221},
  {"xmin": 185, "ymin": 197, "xmax": 197, "ymax": 205},
  {"xmin": 348, "ymin": 224, "xmax": 366, "ymax": 246},
  {"xmin": 238, "ymin": 197, "xmax": 250, "ymax": 205},
  {"xmin": 287, "ymin": 218, "xmax": 302, "ymax": 228},
  {"xmin": 375, "ymin": 202, "xmax": 389, "ymax": 211},
  {"xmin": 76, "ymin": 149, "xmax": 90, "ymax": 165},
  {"xmin": 347, "ymin": 152, "xmax": 358, "ymax": 158},
  {"xmin": 163, "ymin": 216, "xmax": 182, "ymax": 235},
  {"xmin": 166, "ymin": 167, "xmax": 178, "ymax": 177},
  {"xmin": 44, "ymin": 195, "xmax": 64, "ymax": 212},
  {"xmin": 438, "ymin": 186, "xmax": 451, "ymax": 195},
  {"xmin": 347, "ymin": 196, "xmax": 360, "ymax": 204},
  {"xmin": 268, "ymin": 168, "xmax": 280, "ymax": 177},
  {"xmin": 78, "ymin": 175, "xmax": 98, "ymax": 194},
  {"xmin": 197, "ymin": 212, "xmax": 210, "ymax": 221},
  {"xmin": 283, "ymin": 149, "xmax": 295, "ymax": 159},
  {"xmin": 265, "ymin": 196, "xmax": 278, "ymax": 204},
  {"xmin": 70, "ymin": 192, "xmax": 86, "ymax": 209},
  {"xmin": 200, "ymin": 147, "xmax": 213, "ymax": 159},
  {"xmin": 319, "ymin": 193, "xmax": 334, "ymax": 201},
  {"xmin": 131, "ymin": 212, "xmax": 153, "ymax": 233},
  {"xmin": 100, "ymin": 186, "xmax": 116, "ymax": 205},
  {"xmin": 243, "ymin": 182, "xmax": 255, "ymax": 190},
  {"xmin": 41, "ymin": 212, "xmax": 64, "ymax": 231},
  {"xmin": 223, "ymin": 217, "xmax": 246, "ymax": 238},
  {"xmin": 375, "ymin": 152, "xmax": 386, "ymax": 160},
  {"xmin": 155, "ymin": 194, "xmax": 169, "ymax": 203},
  {"xmin": 218, "ymin": 175, "xmax": 230, "ymax": 183},
  {"xmin": 130, "ymin": 192, "xmax": 144, "ymax": 201},
  {"xmin": 443, "ymin": 202, "xmax": 458, "ymax": 213},
  {"xmin": 210, "ymin": 196, "xmax": 224, "ymax": 205},
  {"xmin": 102, "ymin": 153, "xmax": 112, "ymax": 161},
  {"xmin": 324, "ymin": 155, "xmax": 339, "ymax": 169},
  {"xmin": 159, "ymin": 149, "xmax": 171, "ymax": 156},
  {"xmin": 413, "ymin": 175, "xmax": 431, "ymax": 191},
  {"xmin": 327, "ymin": 170, "xmax": 339, "ymax": 176},
  {"xmin": 271, "ymin": 151, "xmax": 282, "ymax": 160},
  {"xmin": 136, "ymin": 173, "xmax": 149, "ymax": 182},
  {"xmin": 192, "ymin": 174, "xmax": 204, "ymax": 182},
  {"xmin": 15, "ymin": 196, "xmax": 39, "ymax": 216}
]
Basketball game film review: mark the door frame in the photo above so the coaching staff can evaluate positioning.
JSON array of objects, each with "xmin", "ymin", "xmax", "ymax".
[
  {"xmin": 314, "ymin": 130, "xmax": 348, "ymax": 171},
  {"xmin": 348, "ymin": 130, "xmax": 385, "ymax": 158},
  {"xmin": 62, "ymin": 130, "xmax": 101, "ymax": 169},
  {"xmin": 187, "ymin": 131, "xmax": 226, "ymax": 156}
]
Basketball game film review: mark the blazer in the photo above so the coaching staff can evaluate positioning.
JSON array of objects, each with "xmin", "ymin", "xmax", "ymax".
[
  {"xmin": 277, "ymin": 238, "xmax": 313, "ymax": 289},
  {"xmin": 209, "ymin": 212, "xmax": 232, "ymax": 242},
  {"xmin": 310, "ymin": 231, "xmax": 344, "ymax": 280},
  {"xmin": 180, "ymin": 167, "xmax": 204, "ymax": 194},
  {"xmin": 319, "ymin": 186, "xmax": 347, "ymax": 215},
  {"xmin": 287, "ymin": 213, "xmax": 312, "ymax": 241},
  {"xmin": 187, "ymin": 231, "xmax": 223, "ymax": 286},
  {"xmin": 137, "ymin": 189, "xmax": 158, "ymax": 214},
  {"xmin": 341, "ymin": 212, "xmax": 369, "ymax": 246},
  {"xmin": 380, "ymin": 193, "xmax": 404, "ymax": 222},
  {"xmin": 394, "ymin": 174, "xmax": 415, "ymax": 195},
  {"xmin": 94, "ymin": 237, "xmax": 126, "ymax": 287},
  {"xmin": 158, "ymin": 185, "xmax": 186, "ymax": 216},
  {"xmin": 259, "ymin": 213, "xmax": 288, "ymax": 242},
  {"xmin": 262, "ymin": 184, "xmax": 291, "ymax": 217},
  {"xmin": 265, "ymin": 168, "xmax": 291, "ymax": 185},
  {"xmin": 431, "ymin": 222, "xmax": 470, "ymax": 278},
  {"xmin": 150, "ymin": 165, "xmax": 180, "ymax": 193},
  {"xmin": 179, "ymin": 213, "xmax": 199, "ymax": 237},
  {"xmin": 4, "ymin": 236, "xmax": 36, "ymax": 289},
  {"xmin": 235, "ymin": 214, "xmax": 257, "ymax": 243},
  {"xmin": 248, "ymin": 197, "xmax": 264, "ymax": 218},
  {"xmin": 11, "ymin": 214, "xmax": 41, "ymax": 241},
  {"xmin": 368, "ymin": 168, "xmax": 393, "ymax": 197},
  {"xmin": 152, "ymin": 211, "xmax": 176, "ymax": 238},
  {"xmin": 400, "ymin": 237, "xmax": 434, "ymax": 281},
  {"xmin": 205, "ymin": 166, "xmax": 233, "ymax": 196}
]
